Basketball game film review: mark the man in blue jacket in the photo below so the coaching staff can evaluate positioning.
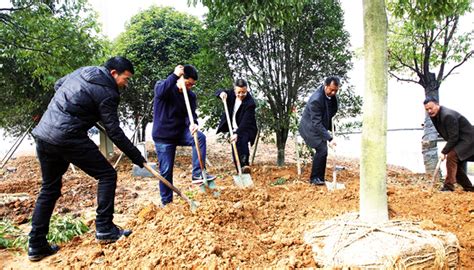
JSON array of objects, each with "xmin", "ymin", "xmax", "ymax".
[
  {"xmin": 28, "ymin": 57, "xmax": 147, "ymax": 261},
  {"xmin": 216, "ymin": 79, "xmax": 258, "ymax": 173},
  {"xmin": 299, "ymin": 76, "xmax": 339, "ymax": 185},
  {"xmin": 152, "ymin": 65, "xmax": 215, "ymax": 206}
]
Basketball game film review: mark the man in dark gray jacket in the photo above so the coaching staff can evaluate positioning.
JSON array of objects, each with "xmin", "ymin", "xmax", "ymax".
[
  {"xmin": 28, "ymin": 57, "xmax": 146, "ymax": 261},
  {"xmin": 299, "ymin": 76, "xmax": 339, "ymax": 185},
  {"xmin": 424, "ymin": 97, "xmax": 474, "ymax": 192}
]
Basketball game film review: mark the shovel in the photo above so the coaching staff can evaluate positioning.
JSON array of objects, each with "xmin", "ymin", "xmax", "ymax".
[
  {"xmin": 326, "ymin": 119, "xmax": 345, "ymax": 191},
  {"xmin": 430, "ymin": 156, "xmax": 443, "ymax": 191},
  {"xmin": 143, "ymin": 163, "xmax": 199, "ymax": 212},
  {"xmin": 221, "ymin": 97, "xmax": 254, "ymax": 188},
  {"xmin": 179, "ymin": 78, "xmax": 218, "ymax": 195}
]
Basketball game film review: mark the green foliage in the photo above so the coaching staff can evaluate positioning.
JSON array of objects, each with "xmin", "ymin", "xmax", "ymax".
[
  {"xmin": 113, "ymin": 6, "xmax": 204, "ymax": 133},
  {"xmin": 0, "ymin": 0, "xmax": 107, "ymax": 136},
  {"xmin": 191, "ymin": 26, "xmax": 233, "ymax": 131},
  {"xmin": 47, "ymin": 214, "xmax": 89, "ymax": 244},
  {"xmin": 270, "ymin": 177, "xmax": 287, "ymax": 186},
  {"xmin": 0, "ymin": 215, "xmax": 88, "ymax": 250},
  {"xmin": 0, "ymin": 219, "xmax": 28, "ymax": 250},
  {"xmin": 190, "ymin": 0, "xmax": 309, "ymax": 35},
  {"xmin": 387, "ymin": 0, "xmax": 473, "ymax": 87},
  {"xmin": 184, "ymin": 190, "xmax": 198, "ymax": 200},
  {"xmin": 201, "ymin": 0, "xmax": 357, "ymax": 165}
]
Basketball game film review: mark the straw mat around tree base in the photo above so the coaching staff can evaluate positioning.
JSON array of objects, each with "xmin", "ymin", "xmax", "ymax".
[{"xmin": 304, "ymin": 213, "xmax": 459, "ymax": 269}]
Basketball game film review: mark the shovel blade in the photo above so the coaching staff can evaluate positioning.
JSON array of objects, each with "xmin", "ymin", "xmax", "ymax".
[
  {"xmin": 326, "ymin": 181, "xmax": 345, "ymax": 191},
  {"xmin": 233, "ymin": 173, "xmax": 253, "ymax": 188}
]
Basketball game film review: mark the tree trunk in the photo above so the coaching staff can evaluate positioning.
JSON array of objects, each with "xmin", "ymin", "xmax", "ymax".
[
  {"xmin": 360, "ymin": 0, "xmax": 389, "ymax": 223},
  {"xmin": 421, "ymin": 72, "xmax": 440, "ymax": 174},
  {"xmin": 275, "ymin": 128, "xmax": 289, "ymax": 166},
  {"xmin": 141, "ymin": 121, "xmax": 147, "ymax": 142}
]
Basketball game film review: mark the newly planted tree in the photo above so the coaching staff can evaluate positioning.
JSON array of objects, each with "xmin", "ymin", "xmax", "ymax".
[{"xmin": 361, "ymin": 0, "xmax": 389, "ymax": 222}]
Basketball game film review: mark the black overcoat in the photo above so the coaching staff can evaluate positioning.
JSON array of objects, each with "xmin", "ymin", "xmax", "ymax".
[{"xmin": 298, "ymin": 85, "xmax": 338, "ymax": 148}]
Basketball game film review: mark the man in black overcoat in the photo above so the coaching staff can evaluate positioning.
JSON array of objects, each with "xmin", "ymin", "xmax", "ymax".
[
  {"xmin": 216, "ymin": 79, "xmax": 258, "ymax": 173},
  {"xmin": 299, "ymin": 76, "xmax": 340, "ymax": 185},
  {"xmin": 424, "ymin": 97, "xmax": 474, "ymax": 192}
]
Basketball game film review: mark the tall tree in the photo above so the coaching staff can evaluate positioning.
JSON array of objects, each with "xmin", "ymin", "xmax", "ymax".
[
  {"xmin": 113, "ymin": 6, "xmax": 204, "ymax": 141},
  {"xmin": 203, "ymin": 0, "xmax": 354, "ymax": 166},
  {"xmin": 387, "ymin": 0, "xmax": 473, "ymax": 173},
  {"xmin": 0, "ymin": 0, "xmax": 107, "ymax": 135},
  {"xmin": 361, "ymin": 0, "xmax": 389, "ymax": 222}
]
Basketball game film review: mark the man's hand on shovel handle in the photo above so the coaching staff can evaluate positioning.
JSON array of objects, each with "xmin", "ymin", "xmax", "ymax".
[
  {"xmin": 220, "ymin": 92, "xmax": 227, "ymax": 100},
  {"xmin": 329, "ymin": 140, "xmax": 337, "ymax": 149},
  {"xmin": 189, "ymin": 123, "xmax": 199, "ymax": 135},
  {"xmin": 174, "ymin": 65, "xmax": 184, "ymax": 77},
  {"xmin": 230, "ymin": 133, "xmax": 237, "ymax": 143}
]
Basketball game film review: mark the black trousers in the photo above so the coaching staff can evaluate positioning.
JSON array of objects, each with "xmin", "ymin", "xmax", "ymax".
[
  {"xmin": 231, "ymin": 134, "xmax": 250, "ymax": 172},
  {"xmin": 29, "ymin": 139, "xmax": 117, "ymax": 247},
  {"xmin": 310, "ymin": 141, "xmax": 328, "ymax": 180}
]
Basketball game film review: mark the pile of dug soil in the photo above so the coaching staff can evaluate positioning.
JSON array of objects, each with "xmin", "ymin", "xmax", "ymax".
[{"xmin": 0, "ymin": 143, "xmax": 473, "ymax": 268}]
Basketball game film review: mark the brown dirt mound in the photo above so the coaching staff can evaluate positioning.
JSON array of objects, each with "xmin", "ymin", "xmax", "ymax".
[{"xmin": 0, "ymin": 143, "xmax": 473, "ymax": 268}]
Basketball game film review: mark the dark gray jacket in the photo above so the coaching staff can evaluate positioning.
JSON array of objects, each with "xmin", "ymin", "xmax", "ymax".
[
  {"xmin": 32, "ymin": 66, "xmax": 145, "ymax": 166},
  {"xmin": 298, "ymin": 85, "xmax": 338, "ymax": 148},
  {"xmin": 430, "ymin": 106, "xmax": 474, "ymax": 161}
]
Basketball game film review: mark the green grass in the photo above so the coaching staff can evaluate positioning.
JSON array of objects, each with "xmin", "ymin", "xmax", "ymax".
[
  {"xmin": 270, "ymin": 177, "xmax": 288, "ymax": 186},
  {"xmin": 184, "ymin": 190, "xmax": 198, "ymax": 200},
  {"xmin": 0, "ymin": 214, "xmax": 89, "ymax": 250}
]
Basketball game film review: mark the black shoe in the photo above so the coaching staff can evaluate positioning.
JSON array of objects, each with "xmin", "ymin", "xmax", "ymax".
[
  {"xmin": 440, "ymin": 184, "xmax": 455, "ymax": 192},
  {"xmin": 310, "ymin": 177, "xmax": 325, "ymax": 185},
  {"xmin": 463, "ymin": 187, "xmax": 474, "ymax": 192},
  {"xmin": 242, "ymin": 166, "xmax": 251, "ymax": 174},
  {"xmin": 28, "ymin": 244, "xmax": 60, "ymax": 262},
  {"xmin": 96, "ymin": 225, "xmax": 132, "ymax": 244}
]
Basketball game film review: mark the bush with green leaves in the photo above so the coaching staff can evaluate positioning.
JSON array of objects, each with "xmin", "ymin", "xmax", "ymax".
[
  {"xmin": 0, "ymin": 214, "xmax": 89, "ymax": 250},
  {"xmin": 47, "ymin": 214, "xmax": 89, "ymax": 244},
  {"xmin": 0, "ymin": 219, "xmax": 28, "ymax": 250}
]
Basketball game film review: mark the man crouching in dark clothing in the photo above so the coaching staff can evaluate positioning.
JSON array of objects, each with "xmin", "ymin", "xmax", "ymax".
[
  {"xmin": 28, "ymin": 56, "xmax": 146, "ymax": 261},
  {"xmin": 424, "ymin": 97, "xmax": 474, "ymax": 192}
]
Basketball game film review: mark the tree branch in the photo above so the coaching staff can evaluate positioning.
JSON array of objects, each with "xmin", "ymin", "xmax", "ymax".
[
  {"xmin": 437, "ymin": 16, "xmax": 458, "ymax": 82},
  {"xmin": 442, "ymin": 50, "xmax": 474, "ymax": 81},
  {"xmin": 388, "ymin": 70, "xmax": 420, "ymax": 84},
  {"xmin": 389, "ymin": 49, "xmax": 421, "ymax": 75}
]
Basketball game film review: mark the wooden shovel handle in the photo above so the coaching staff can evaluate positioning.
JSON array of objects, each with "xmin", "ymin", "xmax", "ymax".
[{"xmin": 143, "ymin": 163, "xmax": 195, "ymax": 207}]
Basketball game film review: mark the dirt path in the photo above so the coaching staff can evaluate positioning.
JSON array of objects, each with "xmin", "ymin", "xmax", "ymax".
[{"xmin": 1, "ymin": 139, "xmax": 473, "ymax": 268}]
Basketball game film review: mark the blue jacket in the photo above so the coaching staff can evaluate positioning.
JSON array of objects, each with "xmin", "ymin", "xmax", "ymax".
[
  {"xmin": 32, "ymin": 66, "xmax": 145, "ymax": 166},
  {"xmin": 298, "ymin": 85, "xmax": 338, "ymax": 148},
  {"xmin": 152, "ymin": 74, "xmax": 198, "ymax": 143}
]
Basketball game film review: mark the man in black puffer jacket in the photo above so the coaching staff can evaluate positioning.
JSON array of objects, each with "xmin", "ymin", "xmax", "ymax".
[{"xmin": 28, "ymin": 56, "xmax": 146, "ymax": 262}]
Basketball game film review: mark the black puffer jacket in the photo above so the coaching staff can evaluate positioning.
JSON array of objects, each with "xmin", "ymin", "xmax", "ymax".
[{"xmin": 32, "ymin": 66, "xmax": 145, "ymax": 166}]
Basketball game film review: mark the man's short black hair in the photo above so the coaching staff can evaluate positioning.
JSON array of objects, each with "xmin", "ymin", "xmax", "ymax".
[
  {"xmin": 324, "ymin": 76, "xmax": 340, "ymax": 86},
  {"xmin": 234, "ymin": 78, "xmax": 248, "ymax": 88},
  {"xmin": 183, "ymin": 65, "xmax": 198, "ymax": 81},
  {"xmin": 104, "ymin": 56, "xmax": 134, "ymax": 74},
  {"xmin": 423, "ymin": 96, "xmax": 439, "ymax": 105}
]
